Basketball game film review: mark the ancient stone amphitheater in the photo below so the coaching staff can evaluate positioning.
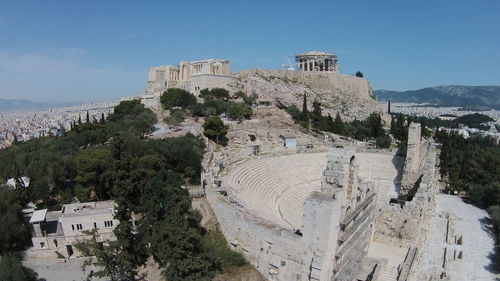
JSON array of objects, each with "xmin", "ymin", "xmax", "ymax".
[{"xmin": 203, "ymin": 136, "xmax": 408, "ymax": 281}]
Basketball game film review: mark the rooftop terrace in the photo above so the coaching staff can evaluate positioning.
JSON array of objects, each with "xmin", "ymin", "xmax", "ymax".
[{"xmin": 61, "ymin": 200, "xmax": 116, "ymax": 218}]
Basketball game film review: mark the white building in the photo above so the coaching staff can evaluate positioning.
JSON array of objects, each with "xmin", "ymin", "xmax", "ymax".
[
  {"xmin": 28, "ymin": 201, "xmax": 118, "ymax": 258},
  {"xmin": 280, "ymin": 134, "xmax": 297, "ymax": 147}
]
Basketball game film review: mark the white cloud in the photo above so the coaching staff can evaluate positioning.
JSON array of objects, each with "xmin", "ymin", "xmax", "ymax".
[{"xmin": 0, "ymin": 47, "xmax": 144, "ymax": 103}]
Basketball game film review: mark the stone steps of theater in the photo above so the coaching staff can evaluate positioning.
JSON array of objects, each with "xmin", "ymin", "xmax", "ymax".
[{"xmin": 377, "ymin": 264, "xmax": 399, "ymax": 281}]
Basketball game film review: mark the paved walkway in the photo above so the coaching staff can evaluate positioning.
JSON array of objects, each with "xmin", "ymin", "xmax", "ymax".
[
  {"xmin": 24, "ymin": 257, "xmax": 108, "ymax": 281},
  {"xmin": 416, "ymin": 194, "xmax": 499, "ymax": 281}
]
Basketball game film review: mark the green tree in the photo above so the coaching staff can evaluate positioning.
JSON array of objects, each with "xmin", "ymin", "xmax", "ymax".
[
  {"xmin": 200, "ymin": 88, "xmax": 229, "ymax": 101},
  {"xmin": 226, "ymin": 103, "xmax": 252, "ymax": 121},
  {"xmin": 301, "ymin": 93, "xmax": 310, "ymax": 129},
  {"xmin": 332, "ymin": 113, "xmax": 346, "ymax": 135},
  {"xmin": 75, "ymin": 148, "xmax": 112, "ymax": 201},
  {"xmin": 0, "ymin": 188, "xmax": 29, "ymax": 254},
  {"xmin": 138, "ymin": 174, "xmax": 218, "ymax": 281},
  {"xmin": 160, "ymin": 88, "xmax": 197, "ymax": 109},
  {"xmin": 0, "ymin": 254, "xmax": 41, "ymax": 281},
  {"xmin": 235, "ymin": 91, "xmax": 258, "ymax": 106},
  {"xmin": 367, "ymin": 113, "xmax": 384, "ymax": 138},
  {"xmin": 285, "ymin": 105, "xmax": 302, "ymax": 123},
  {"xmin": 76, "ymin": 229, "xmax": 144, "ymax": 281},
  {"xmin": 376, "ymin": 134, "xmax": 391, "ymax": 149},
  {"xmin": 310, "ymin": 100, "xmax": 324, "ymax": 130},
  {"xmin": 164, "ymin": 109, "xmax": 185, "ymax": 127},
  {"xmin": 203, "ymin": 117, "xmax": 228, "ymax": 143}
]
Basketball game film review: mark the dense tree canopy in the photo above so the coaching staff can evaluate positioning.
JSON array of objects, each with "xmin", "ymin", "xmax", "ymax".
[
  {"xmin": 160, "ymin": 88, "xmax": 197, "ymax": 109},
  {"xmin": 0, "ymin": 188, "xmax": 29, "ymax": 254},
  {"xmin": 200, "ymin": 88, "xmax": 229, "ymax": 101},
  {"xmin": 0, "ymin": 255, "xmax": 41, "ymax": 281},
  {"xmin": 0, "ymin": 99, "xmax": 246, "ymax": 280}
]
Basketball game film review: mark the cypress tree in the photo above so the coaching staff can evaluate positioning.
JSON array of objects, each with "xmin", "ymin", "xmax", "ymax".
[
  {"xmin": 311, "ymin": 100, "xmax": 323, "ymax": 129},
  {"xmin": 86, "ymin": 111, "xmax": 90, "ymax": 123},
  {"xmin": 333, "ymin": 112, "xmax": 345, "ymax": 135},
  {"xmin": 101, "ymin": 112, "xmax": 105, "ymax": 124},
  {"xmin": 390, "ymin": 116, "xmax": 396, "ymax": 135},
  {"xmin": 301, "ymin": 92, "xmax": 310, "ymax": 128}
]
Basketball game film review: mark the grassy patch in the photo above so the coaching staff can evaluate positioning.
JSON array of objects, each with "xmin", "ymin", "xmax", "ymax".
[{"xmin": 202, "ymin": 230, "xmax": 248, "ymax": 270}]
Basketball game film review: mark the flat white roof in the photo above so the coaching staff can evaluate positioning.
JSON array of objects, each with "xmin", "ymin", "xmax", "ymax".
[{"xmin": 29, "ymin": 209, "xmax": 47, "ymax": 223}]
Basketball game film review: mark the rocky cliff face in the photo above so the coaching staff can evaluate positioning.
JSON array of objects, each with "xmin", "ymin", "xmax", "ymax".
[{"xmin": 229, "ymin": 69, "xmax": 384, "ymax": 121}]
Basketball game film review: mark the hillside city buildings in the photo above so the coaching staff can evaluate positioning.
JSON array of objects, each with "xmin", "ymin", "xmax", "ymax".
[
  {"xmin": 381, "ymin": 102, "xmax": 500, "ymax": 143},
  {"xmin": 0, "ymin": 102, "xmax": 115, "ymax": 149}
]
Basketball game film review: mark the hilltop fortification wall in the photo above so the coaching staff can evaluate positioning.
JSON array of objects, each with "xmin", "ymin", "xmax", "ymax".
[{"xmin": 229, "ymin": 69, "xmax": 384, "ymax": 121}]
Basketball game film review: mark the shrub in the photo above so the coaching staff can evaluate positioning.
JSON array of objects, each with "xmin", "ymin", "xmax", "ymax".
[
  {"xmin": 200, "ymin": 88, "xmax": 229, "ymax": 101},
  {"xmin": 226, "ymin": 103, "xmax": 252, "ymax": 121},
  {"xmin": 164, "ymin": 109, "xmax": 185, "ymax": 126}
]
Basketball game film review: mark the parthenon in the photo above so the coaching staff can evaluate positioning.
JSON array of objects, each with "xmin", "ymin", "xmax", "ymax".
[{"xmin": 295, "ymin": 51, "xmax": 339, "ymax": 73}]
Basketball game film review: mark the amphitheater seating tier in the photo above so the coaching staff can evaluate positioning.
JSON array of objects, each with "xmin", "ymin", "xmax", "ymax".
[
  {"xmin": 225, "ymin": 152, "xmax": 403, "ymax": 229},
  {"xmin": 226, "ymin": 153, "xmax": 328, "ymax": 228}
]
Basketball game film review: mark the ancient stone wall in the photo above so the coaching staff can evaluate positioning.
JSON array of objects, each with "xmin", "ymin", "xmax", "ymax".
[
  {"xmin": 205, "ymin": 186, "xmax": 307, "ymax": 280},
  {"xmin": 401, "ymin": 123, "xmax": 427, "ymax": 194},
  {"xmin": 373, "ymin": 125, "xmax": 439, "ymax": 248}
]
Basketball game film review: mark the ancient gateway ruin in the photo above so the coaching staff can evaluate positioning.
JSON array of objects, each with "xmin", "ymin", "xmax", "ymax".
[
  {"xmin": 202, "ymin": 122, "xmax": 440, "ymax": 281},
  {"xmin": 141, "ymin": 59, "xmax": 232, "ymax": 109}
]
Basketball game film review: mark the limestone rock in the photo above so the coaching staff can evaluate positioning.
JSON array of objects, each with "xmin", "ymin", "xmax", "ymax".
[{"xmin": 229, "ymin": 69, "xmax": 385, "ymax": 121}]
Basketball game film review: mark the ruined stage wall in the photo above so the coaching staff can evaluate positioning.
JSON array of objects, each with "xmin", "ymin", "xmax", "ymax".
[{"xmin": 373, "ymin": 136, "xmax": 439, "ymax": 247}]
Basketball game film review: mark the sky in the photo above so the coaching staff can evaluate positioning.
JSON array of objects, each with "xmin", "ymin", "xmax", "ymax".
[{"xmin": 0, "ymin": 0, "xmax": 499, "ymax": 103}]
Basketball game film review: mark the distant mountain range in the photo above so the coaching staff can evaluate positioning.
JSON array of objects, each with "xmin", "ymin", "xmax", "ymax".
[
  {"xmin": 0, "ymin": 98, "xmax": 79, "ymax": 112},
  {"xmin": 374, "ymin": 85, "xmax": 500, "ymax": 110}
]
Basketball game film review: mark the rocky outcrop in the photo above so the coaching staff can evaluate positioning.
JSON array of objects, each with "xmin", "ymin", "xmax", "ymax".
[{"xmin": 229, "ymin": 69, "xmax": 384, "ymax": 121}]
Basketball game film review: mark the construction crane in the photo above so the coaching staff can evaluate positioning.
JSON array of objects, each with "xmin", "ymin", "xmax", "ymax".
[{"xmin": 282, "ymin": 57, "xmax": 297, "ymax": 70}]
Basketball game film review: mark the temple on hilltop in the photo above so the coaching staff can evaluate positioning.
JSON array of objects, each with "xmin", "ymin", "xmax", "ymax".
[{"xmin": 295, "ymin": 51, "xmax": 339, "ymax": 73}]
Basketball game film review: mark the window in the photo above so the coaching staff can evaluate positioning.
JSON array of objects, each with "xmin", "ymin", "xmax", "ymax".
[
  {"xmin": 104, "ymin": 220, "xmax": 113, "ymax": 228},
  {"xmin": 40, "ymin": 242, "xmax": 46, "ymax": 248},
  {"xmin": 71, "ymin": 225, "xmax": 75, "ymax": 231},
  {"xmin": 73, "ymin": 224, "xmax": 83, "ymax": 231},
  {"xmin": 94, "ymin": 222, "xmax": 97, "ymax": 229}
]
